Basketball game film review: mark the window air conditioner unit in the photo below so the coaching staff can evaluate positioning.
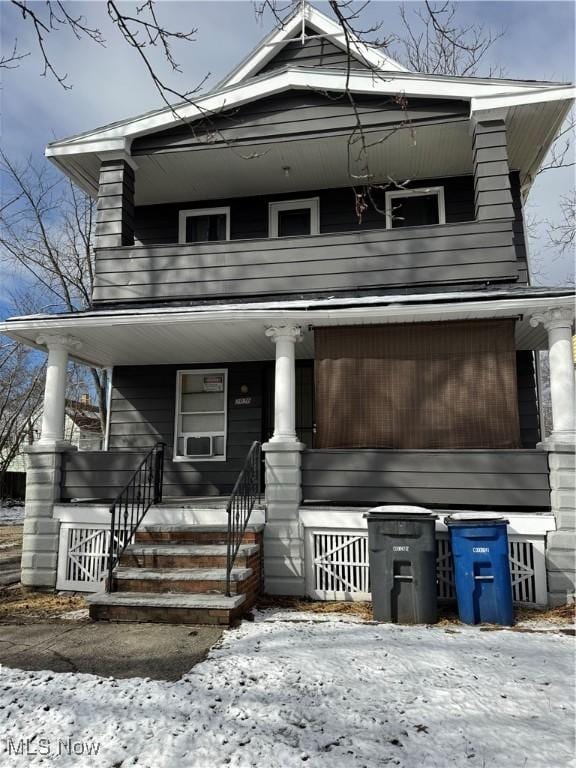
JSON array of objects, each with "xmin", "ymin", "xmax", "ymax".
[{"xmin": 184, "ymin": 435, "xmax": 213, "ymax": 457}]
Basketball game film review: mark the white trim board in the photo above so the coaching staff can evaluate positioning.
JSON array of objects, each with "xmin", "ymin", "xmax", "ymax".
[
  {"xmin": 299, "ymin": 508, "xmax": 556, "ymax": 536},
  {"xmin": 173, "ymin": 368, "xmax": 228, "ymax": 462},
  {"xmin": 53, "ymin": 503, "xmax": 266, "ymax": 526},
  {"xmin": 3, "ymin": 294, "xmax": 572, "ymax": 333},
  {"xmin": 178, "ymin": 207, "xmax": 231, "ymax": 244},
  {"xmin": 385, "ymin": 186, "xmax": 446, "ymax": 229},
  {"xmin": 45, "ymin": 68, "xmax": 574, "ymax": 156},
  {"xmin": 217, "ymin": 1, "xmax": 407, "ymax": 89},
  {"xmin": 268, "ymin": 197, "xmax": 320, "ymax": 237}
]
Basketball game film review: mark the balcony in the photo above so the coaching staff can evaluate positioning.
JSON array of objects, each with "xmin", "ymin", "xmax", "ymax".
[{"xmin": 92, "ymin": 218, "xmax": 519, "ymax": 305}]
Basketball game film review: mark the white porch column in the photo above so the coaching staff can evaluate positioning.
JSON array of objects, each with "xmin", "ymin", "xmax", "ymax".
[
  {"xmin": 265, "ymin": 325, "xmax": 303, "ymax": 442},
  {"xmin": 36, "ymin": 333, "xmax": 82, "ymax": 446},
  {"xmin": 21, "ymin": 334, "xmax": 81, "ymax": 590},
  {"xmin": 530, "ymin": 308, "xmax": 576, "ymax": 442},
  {"xmin": 530, "ymin": 307, "xmax": 576, "ymax": 606},
  {"xmin": 262, "ymin": 324, "xmax": 306, "ymax": 596}
]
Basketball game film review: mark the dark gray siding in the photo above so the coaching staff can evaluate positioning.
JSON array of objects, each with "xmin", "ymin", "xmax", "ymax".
[
  {"xmin": 301, "ymin": 449, "xmax": 550, "ymax": 509},
  {"xmin": 511, "ymin": 172, "xmax": 529, "ymax": 284},
  {"xmin": 256, "ymin": 27, "xmax": 369, "ymax": 75},
  {"xmin": 94, "ymin": 160, "xmax": 134, "ymax": 249},
  {"xmin": 517, "ymin": 351, "xmax": 540, "ymax": 448},
  {"xmin": 473, "ymin": 116, "xmax": 515, "ymax": 221},
  {"xmin": 131, "ymin": 93, "xmax": 469, "ymax": 154},
  {"xmin": 106, "ymin": 363, "xmax": 264, "ymax": 498},
  {"xmin": 93, "ymin": 219, "xmax": 519, "ymax": 304},
  {"xmin": 61, "ymin": 354, "xmax": 542, "ymax": 502},
  {"xmin": 61, "ymin": 451, "xmax": 149, "ymax": 501},
  {"xmin": 132, "ymin": 177, "xmax": 476, "ymax": 246}
]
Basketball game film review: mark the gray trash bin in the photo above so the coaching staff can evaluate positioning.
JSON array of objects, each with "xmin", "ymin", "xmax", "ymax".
[{"xmin": 365, "ymin": 505, "xmax": 438, "ymax": 624}]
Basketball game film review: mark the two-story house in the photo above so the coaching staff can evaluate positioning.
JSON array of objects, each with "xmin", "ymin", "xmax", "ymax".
[{"xmin": 2, "ymin": 3, "xmax": 574, "ymax": 624}]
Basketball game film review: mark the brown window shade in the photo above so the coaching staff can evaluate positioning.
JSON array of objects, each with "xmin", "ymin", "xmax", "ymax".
[{"xmin": 314, "ymin": 320, "xmax": 521, "ymax": 450}]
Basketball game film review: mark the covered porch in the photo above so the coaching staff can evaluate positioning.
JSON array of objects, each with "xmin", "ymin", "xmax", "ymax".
[{"xmin": 1, "ymin": 286, "xmax": 574, "ymax": 603}]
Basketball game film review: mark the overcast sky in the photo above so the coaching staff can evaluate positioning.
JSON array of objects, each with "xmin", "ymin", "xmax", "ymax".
[{"xmin": 0, "ymin": 0, "xmax": 574, "ymax": 318}]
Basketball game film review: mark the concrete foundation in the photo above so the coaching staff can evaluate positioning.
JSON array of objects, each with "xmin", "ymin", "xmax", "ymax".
[
  {"xmin": 21, "ymin": 444, "xmax": 71, "ymax": 590},
  {"xmin": 262, "ymin": 441, "xmax": 306, "ymax": 596},
  {"xmin": 542, "ymin": 440, "xmax": 576, "ymax": 606}
]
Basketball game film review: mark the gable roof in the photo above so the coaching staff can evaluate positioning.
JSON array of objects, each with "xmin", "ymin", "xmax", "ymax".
[
  {"xmin": 217, "ymin": 2, "xmax": 407, "ymax": 88},
  {"xmin": 46, "ymin": 67, "xmax": 573, "ymax": 158},
  {"xmin": 44, "ymin": 3, "xmax": 574, "ymax": 199}
]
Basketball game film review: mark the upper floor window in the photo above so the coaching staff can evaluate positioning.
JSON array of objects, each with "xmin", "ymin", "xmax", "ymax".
[
  {"xmin": 269, "ymin": 198, "xmax": 320, "ymax": 237},
  {"xmin": 385, "ymin": 187, "xmax": 445, "ymax": 229},
  {"xmin": 178, "ymin": 207, "xmax": 230, "ymax": 244},
  {"xmin": 173, "ymin": 369, "xmax": 228, "ymax": 462}
]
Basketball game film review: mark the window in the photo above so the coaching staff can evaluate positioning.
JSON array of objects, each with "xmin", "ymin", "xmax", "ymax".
[
  {"xmin": 178, "ymin": 207, "xmax": 230, "ymax": 244},
  {"xmin": 269, "ymin": 198, "xmax": 320, "ymax": 237},
  {"xmin": 385, "ymin": 187, "xmax": 445, "ymax": 229},
  {"xmin": 174, "ymin": 369, "xmax": 228, "ymax": 461}
]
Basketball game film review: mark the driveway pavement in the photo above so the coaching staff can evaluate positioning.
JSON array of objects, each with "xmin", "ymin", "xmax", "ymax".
[{"xmin": 0, "ymin": 621, "xmax": 223, "ymax": 680}]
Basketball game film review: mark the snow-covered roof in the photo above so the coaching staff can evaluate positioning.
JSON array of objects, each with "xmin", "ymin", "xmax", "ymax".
[
  {"xmin": 0, "ymin": 285, "xmax": 571, "ymax": 368},
  {"xmin": 3, "ymin": 285, "xmax": 574, "ymax": 325}
]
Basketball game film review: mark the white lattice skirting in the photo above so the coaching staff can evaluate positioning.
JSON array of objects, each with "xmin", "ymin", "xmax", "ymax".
[
  {"xmin": 56, "ymin": 523, "xmax": 129, "ymax": 591},
  {"xmin": 57, "ymin": 518, "xmax": 549, "ymax": 605},
  {"xmin": 305, "ymin": 529, "xmax": 548, "ymax": 606}
]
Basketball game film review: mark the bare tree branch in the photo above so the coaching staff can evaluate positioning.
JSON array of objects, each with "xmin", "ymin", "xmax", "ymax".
[
  {"xmin": 546, "ymin": 191, "xmax": 576, "ymax": 256},
  {"xmin": 0, "ymin": 338, "xmax": 44, "ymax": 498},
  {"xmin": 538, "ymin": 111, "xmax": 575, "ymax": 175},
  {"xmin": 0, "ymin": 38, "xmax": 29, "ymax": 69},
  {"xmin": 394, "ymin": 1, "xmax": 506, "ymax": 77},
  {"xmin": 0, "ymin": 154, "xmax": 109, "ymax": 428}
]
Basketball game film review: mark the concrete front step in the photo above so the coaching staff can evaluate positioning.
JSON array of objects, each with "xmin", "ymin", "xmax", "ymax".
[
  {"xmin": 136, "ymin": 524, "xmax": 264, "ymax": 546},
  {"xmin": 121, "ymin": 543, "xmax": 259, "ymax": 569},
  {"xmin": 87, "ymin": 591, "xmax": 246, "ymax": 626},
  {"xmin": 112, "ymin": 566, "xmax": 252, "ymax": 595}
]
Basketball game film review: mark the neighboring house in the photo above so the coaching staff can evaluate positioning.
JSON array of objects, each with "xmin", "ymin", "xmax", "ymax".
[
  {"xmin": 3, "ymin": 400, "xmax": 102, "ymax": 500},
  {"xmin": 8, "ymin": 399, "xmax": 102, "ymax": 471},
  {"xmin": 0, "ymin": 4, "xmax": 574, "ymax": 621},
  {"xmin": 62, "ymin": 399, "xmax": 103, "ymax": 452}
]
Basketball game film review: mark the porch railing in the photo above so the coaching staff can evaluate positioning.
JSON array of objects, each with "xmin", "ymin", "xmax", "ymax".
[
  {"xmin": 226, "ymin": 441, "xmax": 261, "ymax": 597},
  {"xmin": 106, "ymin": 441, "xmax": 165, "ymax": 592}
]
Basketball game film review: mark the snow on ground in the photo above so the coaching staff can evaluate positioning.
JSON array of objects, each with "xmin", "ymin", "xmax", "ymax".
[{"xmin": 0, "ymin": 611, "xmax": 573, "ymax": 768}]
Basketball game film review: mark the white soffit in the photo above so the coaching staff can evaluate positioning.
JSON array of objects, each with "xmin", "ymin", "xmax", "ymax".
[
  {"xmin": 2, "ymin": 294, "xmax": 568, "ymax": 367},
  {"xmin": 45, "ymin": 70, "xmax": 574, "ymax": 201},
  {"xmin": 132, "ymin": 121, "xmax": 472, "ymax": 205},
  {"xmin": 63, "ymin": 99, "xmax": 566, "ymax": 204}
]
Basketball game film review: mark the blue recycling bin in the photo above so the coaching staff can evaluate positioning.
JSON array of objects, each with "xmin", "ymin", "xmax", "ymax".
[{"xmin": 445, "ymin": 513, "xmax": 514, "ymax": 626}]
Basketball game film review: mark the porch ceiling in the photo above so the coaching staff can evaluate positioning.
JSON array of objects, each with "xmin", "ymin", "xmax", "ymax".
[
  {"xmin": 1, "ymin": 290, "xmax": 567, "ymax": 369},
  {"xmin": 51, "ymin": 97, "xmax": 569, "ymax": 204},
  {"xmin": 130, "ymin": 121, "xmax": 473, "ymax": 206}
]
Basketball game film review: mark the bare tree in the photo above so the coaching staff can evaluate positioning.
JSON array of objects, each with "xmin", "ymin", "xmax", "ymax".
[
  {"xmin": 254, "ymin": 1, "xmax": 506, "ymax": 220},
  {"xmin": 0, "ymin": 153, "xmax": 108, "ymax": 431},
  {"xmin": 4, "ymin": 1, "xmax": 206, "ymax": 106},
  {"xmin": 537, "ymin": 111, "xmax": 575, "ymax": 268},
  {"xmin": 538, "ymin": 111, "xmax": 575, "ymax": 176},
  {"xmin": 0, "ymin": 338, "xmax": 44, "ymax": 499},
  {"xmin": 395, "ymin": 1, "xmax": 505, "ymax": 76},
  {"xmin": 546, "ymin": 192, "xmax": 576, "ymax": 260}
]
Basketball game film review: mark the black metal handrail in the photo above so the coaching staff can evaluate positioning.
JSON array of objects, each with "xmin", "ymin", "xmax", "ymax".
[
  {"xmin": 106, "ymin": 441, "xmax": 165, "ymax": 592},
  {"xmin": 226, "ymin": 441, "xmax": 262, "ymax": 596}
]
